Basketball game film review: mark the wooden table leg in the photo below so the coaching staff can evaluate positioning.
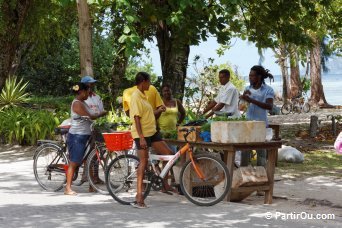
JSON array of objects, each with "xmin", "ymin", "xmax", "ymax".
[
  {"xmin": 264, "ymin": 148, "xmax": 276, "ymax": 204},
  {"xmin": 223, "ymin": 150, "xmax": 235, "ymax": 202}
]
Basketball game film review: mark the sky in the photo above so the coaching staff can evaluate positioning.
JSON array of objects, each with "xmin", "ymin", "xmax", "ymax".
[{"xmin": 144, "ymin": 36, "xmax": 281, "ymax": 77}]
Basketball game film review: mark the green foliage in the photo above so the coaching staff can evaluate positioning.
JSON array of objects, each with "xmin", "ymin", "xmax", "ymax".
[
  {"xmin": 0, "ymin": 76, "xmax": 30, "ymax": 110},
  {"xmin": 125, "ymin": 58, "xmax": 158, "ymax": 83},
  {"xmin": 160, "ymin": 130, "xmax": 178, "ymax": 140},
  {"xmin": 17, "ymin": 24, "xmax": 81, "ymax": 96},
  {"xmin": 27, "ymin": 96, "xmax": 73, "ymax": 112},
  {"xmin": 200, "ymin": 122, "xmax": 211, "ymax": 133},
  {"xmin": 184, "ymin": 56, "xmax": 245, "ymax": 116},
  {"xmin": 17, "ymin": 22, "xmax": 156, "ymax": 104},
  {"xmin": 185, "ymin": 109, "xmax": 199, "ymax": 121},
  {"xmin": 0, "ymin": 107, "xmax": 67, "ymax": 145},
  {"xmin": 212, "ymin": 115, "xmax": 247, "ymax": 122},
  {"xmin": 111, "ymin": 0, "xmax": 240, "ymax": 57},
  {"xmin": 301, "ymin": 77, "xmax": 311, "ymax": 94},
  {"xmin": 95, "ymin": 106, "xmax": 131, "ymax": 131}
]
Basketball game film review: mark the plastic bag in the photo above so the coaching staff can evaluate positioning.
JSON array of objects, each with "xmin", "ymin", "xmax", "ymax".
[
  {"xmin": 334, "ymin": 132, "xmax": 342, "ymax": 154},
  {"xmin": 278, "ymin": 145, "xmax": 304, "ymax": 163},
  {"xmin": 200, "ymin": 131, "xmax": 211, "ymax": 142},
  {"xmin": 265, "ymin": 128, "xmax": 273, "ymax": 141},
  {"xmin": 59, "ymin": 118, "xmax": 71, "ymax": 128}
]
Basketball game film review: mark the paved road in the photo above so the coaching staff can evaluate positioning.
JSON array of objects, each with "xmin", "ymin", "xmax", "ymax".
[{"xmin": 0, "ymin": 147, "xmax": 341, "ymax": 228}]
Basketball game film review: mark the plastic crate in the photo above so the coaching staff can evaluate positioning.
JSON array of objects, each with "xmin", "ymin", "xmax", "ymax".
[{"xmin": 102, "ymin": 132, "xmax": 133, "ymax": 151}]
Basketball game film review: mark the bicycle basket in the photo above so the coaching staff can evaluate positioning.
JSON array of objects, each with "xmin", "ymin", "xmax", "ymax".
[{"xmin": 102, "ymin": 132, "xmax": 133, "ymax": 151}]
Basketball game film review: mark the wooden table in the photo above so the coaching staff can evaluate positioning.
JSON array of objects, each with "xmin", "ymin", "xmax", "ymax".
[
  {"xmin": 269, "ymin": 123, "xmax": 281, "ymax": 166},
  {"xmin": 164, "ymin": 139, "xmax": 282, "ymax": 204}
]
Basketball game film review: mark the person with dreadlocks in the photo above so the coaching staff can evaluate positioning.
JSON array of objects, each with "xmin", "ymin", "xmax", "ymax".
[{"xmin": 240, "ymin": 65, "xmax": 275, "ymax": 168}]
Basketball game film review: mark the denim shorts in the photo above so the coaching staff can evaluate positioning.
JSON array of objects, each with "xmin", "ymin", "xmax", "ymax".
[{"xmin": 67, "ymin": 133, "xmax": 90, "ymax": 164}]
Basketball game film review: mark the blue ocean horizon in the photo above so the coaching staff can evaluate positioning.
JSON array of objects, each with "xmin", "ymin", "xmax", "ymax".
[{"xmin": 243, "ymin": 73, "xmax": 341, "ymax": 105}]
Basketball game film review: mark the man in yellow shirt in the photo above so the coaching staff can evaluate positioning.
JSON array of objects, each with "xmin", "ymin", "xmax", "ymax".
[
  {"xmin": 130, "ymin": 72, "xmax": 173, "ymax": 209},
  {"xmin": 123, "ymin": 84, "xmax": 164, "ymax": 116}
]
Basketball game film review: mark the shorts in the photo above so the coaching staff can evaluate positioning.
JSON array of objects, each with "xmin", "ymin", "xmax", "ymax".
[
  {"xmin": 67, "ymin": 133, "xmax": 90, "ymax": 164},
  {"xmin": 134, "ymin": 132, "xmax": 163, "ymax": 150}
]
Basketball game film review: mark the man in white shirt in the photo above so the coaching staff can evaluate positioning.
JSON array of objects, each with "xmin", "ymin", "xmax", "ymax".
[
  {"xmin": 203, "ymin": 69, "xmax": 240, "ymax": 118},
  {"xmin": 81, "ymin": 76, "xmax": 104, "ymax": 115},
  {"xmin": 80, "ymin": 75, "xmax": 105, "ymax": 189}
]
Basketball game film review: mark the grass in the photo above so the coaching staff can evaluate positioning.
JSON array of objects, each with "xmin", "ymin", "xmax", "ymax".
[{"xmin": 276, "ymin": 150, "xmax": 342, "ymax": 178}]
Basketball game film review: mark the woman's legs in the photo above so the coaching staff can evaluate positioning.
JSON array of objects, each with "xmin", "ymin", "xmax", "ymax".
[
  {"xmin": 152, "ymin": 141, "xmax": 178, "ymax": 192},
  {"xmin": 65, "ymin": 161, "xmax": 79, "ymax": 194},
  {"xmin": 65, "ymin": 133, "xmax": 90, "ymax": 195},
  {"xmin": 136, "ymin": 149, "xmax": 148, "ymax": 206},
  {"xmin": 152, "ymin": 141, "xmax": 173, "ymax": 155}
]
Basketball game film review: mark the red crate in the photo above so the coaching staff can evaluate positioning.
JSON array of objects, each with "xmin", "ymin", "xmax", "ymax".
[{"xmin": 102, "ymin": 132, "xmax": 133, "ymax": 151}]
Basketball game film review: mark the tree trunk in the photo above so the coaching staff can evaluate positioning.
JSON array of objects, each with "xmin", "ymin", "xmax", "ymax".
[
  {"xmin": 309, "ymin": 115, "xmax": 319, "ymax": 138},
  {"xmin": 289, "ymin": 46, "xmax": 302, "ymax": 98},
  {"xmin": 310, "ymin": 37, "xmax": 329, "ymax": 106},
  {"xmin": 277, "ymin": 44, "xmax": 290, "ymax": 103},
  {"xmin": 156, "ymin": 22, "xmax": 190, "ymax": 101},
  {"xmin": 76, "ymin": 0, "xmax": 93, "ymax": 77},
  {"xmin": 0, "ymin": 0, "xmax": 32, "ymax": 90}
]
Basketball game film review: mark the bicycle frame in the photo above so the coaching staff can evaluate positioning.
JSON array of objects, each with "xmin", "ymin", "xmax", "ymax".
[{"xmin": 148, "ymin": 142, "xmax": 205, "ymax": 180}]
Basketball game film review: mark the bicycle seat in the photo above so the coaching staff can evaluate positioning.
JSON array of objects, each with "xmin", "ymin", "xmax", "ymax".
[{"xmin": 55, "ymin": 126, "xmax": 70, "ymax": 135}]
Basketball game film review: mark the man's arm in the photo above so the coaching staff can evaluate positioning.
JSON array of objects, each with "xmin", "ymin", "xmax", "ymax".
[
  {"xmin": 154, "ymin": 105, "xmax": 166, "ymax": 119},
  {"xmin": 202, "ymin": 100, "xmax": 217, "ymax": 115},
  {"xmin": 205, "ymin": 103, "xmax": 225, "ymax": 118}
]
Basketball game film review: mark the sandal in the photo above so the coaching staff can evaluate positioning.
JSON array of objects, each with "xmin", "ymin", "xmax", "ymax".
[
  {"xmin": 64, "ymin": 190, "xmax": 77, "ymax": 196},
  {"xmin": 130, "ymin": 202, "xmax": 148, "ymax": 209}
]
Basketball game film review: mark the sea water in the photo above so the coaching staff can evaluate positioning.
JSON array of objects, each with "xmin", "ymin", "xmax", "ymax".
[{"xmin": 243, "ymin": 74, "xmax": 341, "ymax": 105}]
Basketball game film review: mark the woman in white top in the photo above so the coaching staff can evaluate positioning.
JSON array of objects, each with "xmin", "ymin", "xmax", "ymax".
[{"xmin": 65, "ymin": 83, "xmax": 106, "ymax": 196}]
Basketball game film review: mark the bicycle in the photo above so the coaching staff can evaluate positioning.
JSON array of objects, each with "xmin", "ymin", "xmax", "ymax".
[
  {"xmin": 105, "ymin": 128, "xmax": 230, "ymax": 206},
  {"xmin": 281, "ymin": 95, "xmax": 310, "ymax": 115},
  {"xmin": 33, "ymin": 118, "xmax": 130, "ymax": 194}
]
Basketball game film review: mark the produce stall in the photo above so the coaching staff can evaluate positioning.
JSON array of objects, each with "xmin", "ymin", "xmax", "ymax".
[{"xmin": 164, "ymin": 139, "xmax": 282, "ymax": 204}]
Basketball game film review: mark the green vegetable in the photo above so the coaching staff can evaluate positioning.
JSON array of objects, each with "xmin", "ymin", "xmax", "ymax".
[
  {"xmin": 160, "ymin": 130, "xmax": 178, "ymax": 139},
  {"xmin": 212, "ymin": 115, "xmax": 247, "ymax": 121},
  {"xmin": 201, "ymin": 122, "xmax": 211, "ymax": 132}
]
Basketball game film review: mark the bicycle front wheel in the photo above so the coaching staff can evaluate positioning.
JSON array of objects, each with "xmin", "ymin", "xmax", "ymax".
[
  {"xmin": 86, "ymin": 147, "xmax": 117, "ymax": 194},
  {"xmin": 33, "ymin": 143, "xmax": 68, "ymax": 191},
  {"xmin": 281, "ymin": 103, "xmax": 292, "ymax": 115},
  {"xmin": 180, "ymin": 154, "xmax": 230, "ymax": 206},
  {"xmin": 106, "ymin": 154, "xmax": 151, "ymax": 205}
]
